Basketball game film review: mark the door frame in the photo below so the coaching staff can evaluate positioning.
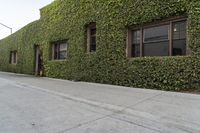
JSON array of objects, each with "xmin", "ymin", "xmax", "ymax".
[{"xmin": 34, "ymin": 45, "xmax": 43, "ymax": 76}]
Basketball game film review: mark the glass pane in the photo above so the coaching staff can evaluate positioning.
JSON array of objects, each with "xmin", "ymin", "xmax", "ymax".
[
  {"xmin": 173, "ymin": 39, "xmax": 186, "ymax": 56},
  {"xmin": 90, "ymin": 44, "xmax": 96, "ymax": 52},
  {"xmin": 133, "ymin": 30, "xmax": 140, "ymax": 44},
  {"xmin": 59, "ymin": 43, "xmax": 67, "ymax": 51},
  {"xmin": 91, "ymin": 36, "xmax": 96, "ymax": 45},
  {"xmin": 54, "ymin": 51, "xmax": 58, "ymax": 59},
  {"xmin": 132, "ymin": 44, "xmax": 140, "ymax": 57},
  {"xmin": 173, "ymin": 31, "xmax": 180, "ymax": 40},
  {"xmin": 90, "ymin": 31, "xmax": 96, "ymax": 52},
  {"xmin": 173, "ymin": 21, "xmax": 186, "ymax": 40},
  {"xmin": 14, "ymin": 52, "xmax": 17, "ymax": 63},
  {"xmin": 132, "ymin": 30, "xmax": 140, "ymax": 57},
  {"xmin": 144, "ymin": 41, "xmax": 169, "ymax": 56},
  {"xmin": 179, "ymin": 21, "xmax": 186, "ymax": 31},
  {"xmin": 180, "ymin": 31, "xmax": 186, "ymax": 39},
  {"xmin": 90, "ymin": 28, "xmax": 96, "ymax": 36},
  {"xmin": 59, "ymin": 51, "xmax": 67, "ymax": 59},
  {"xmin": 144, "ymin": 25, "xmax": 169, "ymax": 43},
  {"xmin": 172, "ymin": 21, "xmax": 187, "ymax": 56},
  {"xmin": 11, "ymin": 53, "xmax": 14, "ymax": 63},
  {"xmin": 54, "ymin": 44, "xmax": 59, "ymax": 59}
]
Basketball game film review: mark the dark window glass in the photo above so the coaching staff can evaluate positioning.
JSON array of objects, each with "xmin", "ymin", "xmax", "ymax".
[
  {"xmin": 10, "ymin": 51, "xmax": 17, "ymax": 64},
  {"xmin": 144, "ymin": 25, "xmax": 169, "ymax": 43},
  {"xmin": 53, "ymin": 42, "xmax": 67, "ymax": 60},
  {"xmin": 60, "ymin": 43, "xmax": 67, "ymax": 51},
  {"xmin": 91, "ymin": 36, "xmax": 96, "ymax": 45},
  {"xmin": 54, "ymin": 44, "xmax": 59, "ymax": 59},
  {"xmin": 87, "ymin": 23, "xmax": 96, "ymax": 53},
  {"xmin": 144, "ymin": 41, "xmax": 169, "ymax": 56},
  {"xmin": 59, "ymin": 43, "xmax": 67, "ymax": 59},
  {"xmin": 91, "ymin": 28, "xmax": 96, "ymax": 36},
  {"xmin": 132, "ymin": 30, "xmax": 140, "ymax": 57},
  {"xmin": 90, "ymin": 27, "xmax": 96, "ymax": 52},
  {"xmin": 172, "ymin": 21, "xmax": 186, "ymax": 56},
  {"xmin": 90, "ymin": 44, "xmax": 96, "ymax": 52},
  {"xmin": 143, "ymin": 25, "xmax": 169, "ymax": 56},
  {"xmin": 13, "ymin": 52, "xmax": 17, "ymax": 63},
  {"xmin": 129, "ymin": 18, "xmax": 187, "ymax": 58},
  {"xmin": 173, "ymin": 40, "xmax": 186, "ymax": 55},
  {"xmin": 59, "ymin": 51, "xmax": 67, "ymax": 59}
]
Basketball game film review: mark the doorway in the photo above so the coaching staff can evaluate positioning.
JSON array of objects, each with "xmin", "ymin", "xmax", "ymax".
[{"xmin": 35, "ymin": 45, "xmax": 43, "ymax": 76}]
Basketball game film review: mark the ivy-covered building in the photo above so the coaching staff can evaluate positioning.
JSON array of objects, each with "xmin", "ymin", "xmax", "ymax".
[{"xmin": 0, "ymin": 0, "xmax": 200, "ymax": 91}]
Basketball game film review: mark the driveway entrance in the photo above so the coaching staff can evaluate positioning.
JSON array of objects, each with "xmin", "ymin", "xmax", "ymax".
[{"xmin": 0, "ymin": 71, "xmax": 199, "ymax": 133}]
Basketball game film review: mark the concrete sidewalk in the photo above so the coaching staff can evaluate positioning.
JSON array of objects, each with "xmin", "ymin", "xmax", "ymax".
[{"xmin": 0, "ymin": 71, "xmax": 200, "ymax": 133}]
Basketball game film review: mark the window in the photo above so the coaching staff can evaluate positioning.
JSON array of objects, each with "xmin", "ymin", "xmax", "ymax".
[
  {"xmin": 10, "ymin": 51, "xmax": 17, "ymax": 64},
  {"xmin": 143, "ymin": 25, "xmax": 169, "ymax": 56},
  {"xmin": 52, "ymin": 41, "xmax": 67, "ymax": 60},
  {"xmin": 128, "ymin": 17, "xmax": 187, "ymax": 57},
  {"xmin": 87, "ymin": 23, "xmax": 96, "ymax": 52},
  {"xmin": 132, "ymin": 30, "xmax": 141, "ymax": 57},
  {"xmin": 172, "ymin": 21, "xmax": 187, "ymax": 56}
]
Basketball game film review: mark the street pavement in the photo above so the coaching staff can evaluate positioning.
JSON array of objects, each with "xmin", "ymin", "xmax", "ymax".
[{"xmin": 0, "ymin": 71, "xmax": 200, "ymax": 133}]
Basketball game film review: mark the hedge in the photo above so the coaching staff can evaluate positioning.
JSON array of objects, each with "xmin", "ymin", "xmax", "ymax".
[{"xmin": 0, "ymin": 0, "xmax": 200, "ymax": 91}]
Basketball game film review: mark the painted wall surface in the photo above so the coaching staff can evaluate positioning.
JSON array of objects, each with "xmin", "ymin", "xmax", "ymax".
[{"xmin": 0, "ymin": 0, "xmax": 200, "ymax": 91}]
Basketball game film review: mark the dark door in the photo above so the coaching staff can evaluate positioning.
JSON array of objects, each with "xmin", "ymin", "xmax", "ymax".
[{"xmin": 35, "ymin": 45, "xmax": 43, "ymax": 76}]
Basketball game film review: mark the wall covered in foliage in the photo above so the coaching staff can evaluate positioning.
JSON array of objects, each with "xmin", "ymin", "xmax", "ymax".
[{"xmin": 0, "ymin": 0, "xmax": 200, "ymax": 91}]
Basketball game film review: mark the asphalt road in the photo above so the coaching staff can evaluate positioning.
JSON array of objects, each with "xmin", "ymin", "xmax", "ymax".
[{"xmin": 0, "ymin": 71, "xmax": 200, "ymax": 133}]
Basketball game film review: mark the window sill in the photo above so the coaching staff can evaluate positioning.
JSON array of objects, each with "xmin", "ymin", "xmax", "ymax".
[
  {"xmin": 50, "ymin": 59, "xmax": 68, "ymax": 62},
  {"xmin": 127, "ymin": 55, "xmax": 190, "ymax": 60},
  {"xmin": 10, "ymin": 63, "xmax": 17, "ymax": 65},
  {"xmin": 86, "ymin": 51, "xmax": 96, "ymax": 55}
]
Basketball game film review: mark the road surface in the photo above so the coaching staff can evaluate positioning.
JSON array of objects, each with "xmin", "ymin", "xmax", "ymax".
[{"xmin": 0, "ymin": 71, "xmax": 200, "ymax": 133}]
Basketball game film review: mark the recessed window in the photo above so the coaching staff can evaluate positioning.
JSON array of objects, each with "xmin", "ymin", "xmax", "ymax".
[
  {"xmin": 132, "ymin": 30, "xmax": 141, "ymax": 57},
  {"xmin": 10, "ymin": 51, "xmax": 17, "ymax": 64},
  {"xmin": 52, "ymin": 41, "xmax": 68, "ymax": 60},
  {"xmin": 87, "ymin": 23, "xmax": 96, "ymax": 52},
  {"xmin": 128, "ymin": 17, "xmax": 187, "ymax": 57},
  {"xmin": 172, "ymin": 21, "xmax": 187, "ymax": 56},
  {"xmin": 143, "ymin": 25, "xmax": 169, "ymax": 56}
]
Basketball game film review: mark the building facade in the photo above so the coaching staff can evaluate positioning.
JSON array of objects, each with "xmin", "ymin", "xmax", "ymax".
[{"xmin": 0, "ymin": 0, "xmax": 200, "ymax": 91}]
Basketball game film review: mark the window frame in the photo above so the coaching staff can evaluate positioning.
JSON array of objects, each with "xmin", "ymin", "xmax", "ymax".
[
  {"xmin": 86, "ymin": 22, "xmax": 96, "ymax": 53},
  {"xmin": 51, "ymin": 41, "xmax": 68, "ymax": 61},
  {"xmin": 10, "ymin": 51, "xmax": 17, "ymax": 65},
  {"xmin": 127, "ymin": 16, "xmax": 187, "ymax": 58}
]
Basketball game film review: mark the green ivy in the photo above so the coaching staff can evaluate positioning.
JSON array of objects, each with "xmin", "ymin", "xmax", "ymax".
[{"xmin": 0, "ymin": 0, "xmax": 200, "ymax": 91}]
